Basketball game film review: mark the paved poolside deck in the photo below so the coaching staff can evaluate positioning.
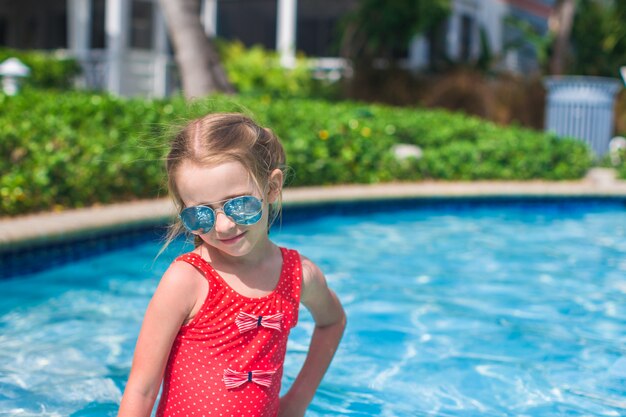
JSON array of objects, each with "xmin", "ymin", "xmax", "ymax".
[{"xmin": 1, "ymin": 168, "xmax": 626, "ymax": 249}]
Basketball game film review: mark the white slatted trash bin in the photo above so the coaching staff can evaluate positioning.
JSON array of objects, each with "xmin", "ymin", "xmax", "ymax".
[{"xmin": 544, "ymin": 76, "xmax": 621, "ymax": 156}]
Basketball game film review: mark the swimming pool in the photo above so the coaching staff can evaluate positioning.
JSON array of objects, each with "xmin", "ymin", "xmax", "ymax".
[{"xmin": 1, "ymin": 198, "xmax": 625, "ymax": 416}]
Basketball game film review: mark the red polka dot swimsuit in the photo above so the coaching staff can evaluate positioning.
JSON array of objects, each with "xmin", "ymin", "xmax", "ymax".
[{"xmin": 156, "ymin": 247, "xmax": 302, "ymax": 417}]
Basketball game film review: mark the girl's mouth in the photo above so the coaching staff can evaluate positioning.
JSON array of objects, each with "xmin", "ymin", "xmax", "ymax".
[{"xmin": 219, "ymin": 232, "xmax": 245, "ymax": 245}]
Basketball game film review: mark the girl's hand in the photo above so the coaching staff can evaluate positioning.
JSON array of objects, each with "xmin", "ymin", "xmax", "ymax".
[{"xmin": 278, "ymin": 392, "xmax": 307, "ymax": 417}]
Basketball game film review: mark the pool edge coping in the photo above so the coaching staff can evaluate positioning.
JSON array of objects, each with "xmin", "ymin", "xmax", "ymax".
[{"xmin": 3, "ymin": 177, "xmax": 626, "ymax": 249}]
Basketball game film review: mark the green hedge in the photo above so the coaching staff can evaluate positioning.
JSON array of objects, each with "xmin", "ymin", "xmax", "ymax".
[
  {"xmin": 615, "ymin": 150, "xmax": 626, "ymax": 180},
  {"xmin": 0, "ymin": 90, "xmax": 592, "ymax": 216},
  {"xmin": 217, "ymin": 40, "xmax": 317, "ymax": 98},
  {"xmin": 216, "ymin": 40, "xmax": 339, "ymax": 100},
  {"xmin": 0, "ymin": 48, "xmax": 81, "ymax": 90}
]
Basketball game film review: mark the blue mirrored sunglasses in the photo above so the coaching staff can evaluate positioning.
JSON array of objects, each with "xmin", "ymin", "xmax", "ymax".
[{"xmin": 179, "ymin": 195, "xmax": 263, "ymax": 235}]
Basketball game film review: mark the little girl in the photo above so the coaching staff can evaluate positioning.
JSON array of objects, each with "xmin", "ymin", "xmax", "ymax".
[{"xmin": 118, "ymin": 113, "xmax": 345, "ymax": 417}]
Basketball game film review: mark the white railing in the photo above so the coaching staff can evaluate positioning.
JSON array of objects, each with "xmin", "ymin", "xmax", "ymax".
[
  {"xmin": 76, "ymin": 49, "xmax": 108, "ymax": 91},
  {"xmin": 71, "ymin": 49, "xmax": 179, "ymax": 97},
  {"xmin": 308, "ymin": 57, "xmax": 352, "ymax": 81}
]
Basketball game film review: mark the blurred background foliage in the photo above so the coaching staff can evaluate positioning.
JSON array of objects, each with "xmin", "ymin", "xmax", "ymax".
[
  {"xmin": 215, "ymin": 40, "xmax": 338, "ymax": 99},
  {"xmin": 570, "ymin": 0, "xmax": 626, "ymax": 77},
  {"xmin": 2, "ymin": 0, "xmax": 626, "ymax": 217},
  {"xmin": 339, "ymin": 0, "xmax": 450, "ymax": 65},
  {"xmin": 508, "ymin": 0, "xmax": 626, "ymax": 77},
  {"xmin": 337, "ymin": 0, "xmax": 626, "ymax": 135}
]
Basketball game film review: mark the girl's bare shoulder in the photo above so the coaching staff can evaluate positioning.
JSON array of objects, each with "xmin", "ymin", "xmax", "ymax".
[
  {"xmin": 151, "ymin": 257, "xmax": 207, "ymax": 314},
  {"xmin": 298, "ymin": 254, "xmax": 328, "ymax": 299}
]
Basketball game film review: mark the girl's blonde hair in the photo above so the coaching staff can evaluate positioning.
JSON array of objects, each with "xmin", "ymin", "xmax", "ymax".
[{"xmin": 159, "ymin": 112, "xmax": 286, "ymax": 255}]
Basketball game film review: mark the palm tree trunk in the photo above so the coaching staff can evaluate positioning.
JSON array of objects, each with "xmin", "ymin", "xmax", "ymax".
[
  {"xmin": 158, "ymin": 0, "xmax": 234, "ymax": 98},
  {"xmin": 548, "ymin": 0, "xmax": 576, "ymax": 75}
]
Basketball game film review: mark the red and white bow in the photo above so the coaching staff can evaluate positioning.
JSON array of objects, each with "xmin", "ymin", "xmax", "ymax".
[
  {"xmin": 235, "ymin": 311, "xmax": 283, "ymax": 333},
  {"xmin": 223, "ymin": 368, "xmax": 276, "ymax": 389}
]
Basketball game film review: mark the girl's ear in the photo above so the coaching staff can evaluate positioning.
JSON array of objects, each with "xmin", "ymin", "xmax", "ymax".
[{"xmin": 267, "ymin": 168, "xmax": 284, "ymax": 204}]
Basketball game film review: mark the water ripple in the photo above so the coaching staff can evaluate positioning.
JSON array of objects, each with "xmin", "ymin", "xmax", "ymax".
[{"xmin": 1, "ymin": 204, "xmax": 625, "ymax": 415}]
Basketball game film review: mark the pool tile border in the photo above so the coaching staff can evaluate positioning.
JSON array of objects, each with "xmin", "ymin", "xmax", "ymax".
[
  {"xmin": 3, "ymin": 178, "xmax": 626, "ymax": 250},
  {"xmin": 2, "ymin": 178, "xmax": 626, "ymax": 279}
]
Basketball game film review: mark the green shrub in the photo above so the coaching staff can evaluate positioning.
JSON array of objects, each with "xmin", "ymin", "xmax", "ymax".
[
  {"xmin": 0, "ymin": 90, "xmax": 593, "ymax": 216},
  {"xmin": 217, "ymin": 40, "xmax": 337, "ymax": 99},
  {"xmin": 0, "ymin": 48, "xmax": 81, "ymax": 90},
  {"xmin": 217, "ymin": 40, "xmax": 307, "ymax": 97},
  {"xmin": 613, "ymin": 149, "xmax": 626, "ymax": 179},
  {"xmin": 252, "ymin": 98, "xmax": 592, "ymax": 184}
]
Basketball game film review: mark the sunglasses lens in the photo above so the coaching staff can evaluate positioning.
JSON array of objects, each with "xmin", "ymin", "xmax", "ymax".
[
  {"xmin": 224, "ymin": 196, "xmax": 263, "ymax": 225},
  {"xmin": 180, "ymin": 206, "xmax": 215, "ymax": 234}
]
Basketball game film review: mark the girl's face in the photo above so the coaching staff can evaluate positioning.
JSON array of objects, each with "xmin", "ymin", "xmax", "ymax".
[{"xmin": 175, "ymin": 160, "xmax": 280, "ymax": 259}]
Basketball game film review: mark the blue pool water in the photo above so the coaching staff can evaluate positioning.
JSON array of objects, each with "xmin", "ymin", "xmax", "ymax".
[{"xmin": 1, "ymin": 199, "xmax": 626, "ymax": 416}]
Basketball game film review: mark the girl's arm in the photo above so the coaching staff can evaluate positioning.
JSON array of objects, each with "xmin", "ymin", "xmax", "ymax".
[
  {"xmin": 279, "ymin": 256, "xmax": 347, "ymax": 417},
  {"xmin": 118, "ymin": 262, "xmax": 206, "ymax": 417}
]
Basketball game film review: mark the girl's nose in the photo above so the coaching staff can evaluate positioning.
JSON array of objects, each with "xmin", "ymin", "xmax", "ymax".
[{"xmin": 213, "ymin": 210, "xmax": 236, "ymax": 234}]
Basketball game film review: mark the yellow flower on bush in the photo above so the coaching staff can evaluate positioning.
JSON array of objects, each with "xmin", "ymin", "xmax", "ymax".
[
  {"xmin": 318, "ymin": 129, "xmax": 329, "ymax": 140},
  {"xmin": 361, "ymin": 127, "xmax": 371, "ymax": 137}
]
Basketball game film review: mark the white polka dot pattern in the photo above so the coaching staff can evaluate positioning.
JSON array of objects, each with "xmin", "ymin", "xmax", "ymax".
[{"xmin": 155, "ymin": 247, "xmax": 303, "ymax": 417}]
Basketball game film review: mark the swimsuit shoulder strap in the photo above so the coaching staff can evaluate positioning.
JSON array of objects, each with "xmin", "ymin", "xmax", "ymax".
[
  {"xmin": 277, "ymin": 248, "xmax": 304, "ymax": 328},
  {"xmin": 174, "ymin": 252, "xmax": 221, "ymax": 286}
]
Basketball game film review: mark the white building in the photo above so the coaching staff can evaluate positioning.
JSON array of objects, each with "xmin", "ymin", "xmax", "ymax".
[
  {"xmin": 0, "ymin": 0, "xmax": 554, "ymax": 97},
  {"xmin": 409, "ymin": 0, "xmax": 554, "ymax": 73}
]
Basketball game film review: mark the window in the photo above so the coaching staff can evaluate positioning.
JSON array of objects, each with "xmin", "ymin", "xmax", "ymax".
[
  {"xmin": 46, "ymin": 10, "xmax": 67, "ymax": 49},
  {"xmin": 130, "ymin": 0, "xmax": 154, "ymax": 49},
  {"xmin": 0, "ymin": 16, "xmax": 6, "ymax": 46},
  {"xmin": 218, "ymin": 0, "xmax": 277, "ymax": 49},
  {"xmin": 460, "ymin": 14, "xmax": 474, "ymax": 63},
  {"xmin": 428, "ymin": 19, "xmax": 449, "ymax": 70},
  {"xmin": 91, "ymin": 0, "xmax": 106, "ymax": 48}
]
